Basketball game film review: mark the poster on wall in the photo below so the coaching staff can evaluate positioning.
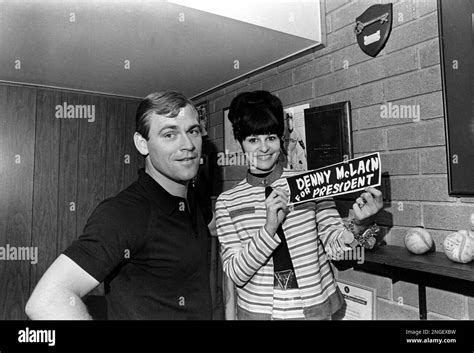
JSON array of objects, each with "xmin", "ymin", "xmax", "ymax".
[
  {"xmin": 283, "ymin": 104, "xmax": 310, "ymax": 171},
  {"xmin": 336, "ymin": 279, "xmax": 376, "ymax": 320}
]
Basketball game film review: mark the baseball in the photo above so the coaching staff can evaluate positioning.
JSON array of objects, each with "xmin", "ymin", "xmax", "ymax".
[
  {"xmin": 404, "ymin": 228, "xmax": 433, "ymax": 255},
  {"xmin": 442, "ymin": 230, "xmax": 474, "ymax": 264}
]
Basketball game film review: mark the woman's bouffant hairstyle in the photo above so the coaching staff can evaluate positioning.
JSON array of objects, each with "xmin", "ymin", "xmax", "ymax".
[{"xmin": 228, "ymin": 91, "xmax": 285, "ymax": 143}]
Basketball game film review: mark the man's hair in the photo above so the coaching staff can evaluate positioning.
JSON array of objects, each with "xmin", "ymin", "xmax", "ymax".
[
  {"xmin": 228, "ymin": 90, "xmax": 284, "ymax": 143},
  {"xmin": 135, "ymin": 91, "xmax": 196, "ymax": 140}
]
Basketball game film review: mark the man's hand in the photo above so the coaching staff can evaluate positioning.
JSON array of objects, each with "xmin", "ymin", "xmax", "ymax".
[
  {"xmin": 352, "ymin": 186, "xmax": 383, "ymax": 225},
  {"xmin": 264, "ymin": 188, "xmax": 290, "ymax": 236}
]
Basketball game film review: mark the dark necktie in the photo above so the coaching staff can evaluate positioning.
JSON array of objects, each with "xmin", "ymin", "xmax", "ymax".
[{"xmin": 264, "ymin": 186, "xmax": 296, "ymax": 273}]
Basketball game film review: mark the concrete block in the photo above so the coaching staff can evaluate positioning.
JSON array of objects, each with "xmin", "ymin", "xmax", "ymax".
[
  {"xmin": 385, "ymin": 13, "xmax": 438, "ymax": 53},
  {"xmin": 416, "ymin": 0, "xmax": 438, "ymax": 18},
  {"xmin": 423, "ymin": 204, "xmax": 474, "ymax": 230},
  {"xmin": 376, "ymin": 202, "xmax": 422, "ymax": 227},
  {"xmin": 331, "ymin": 44, "xmax": 371, "ymax": 71},
  {"xmin": 277, "ymin": 82, "xmax": 313, "ymax": 106},
  {"xmin": 357, "ymin": 104, "xmax": 409, "ymax": 130},
  {"xmin": 309, "ymin": 95, "xmax": 333, "ymax": 108},
  {"xmin": 393, "ymin": 281, "xmax": 419, "ymax": 308},
  {"xmin": 325, "ymin": 25, "xmax": 357, "ymax": 54},
  {"xmin": 426, "ymin": 287, "xmax": 469, "ymax": 319},
  {"xmin": 294, "ymin": 57, "xmax": 332, "ymax": 84},
  {"xmin": 383, "ymin": 66, "xmax": 442, "ymax": 101},
  {"xmin": 331, "ymin": 1, "xmax": 371, "ymax": 32},
  {"xmin": 387, "ymin": 118, "xmax": 445, "ymax": 150},
  {"xmin": 209, "ymin": 111, "xmax": 222, "ymax": 128},
  {"xmin": 248, "ymin": 68, "xmax": 278, "ymax": 83},
  {"xmin": 427, "ymin": 312, "xmax": 455, "ymax": 320},
  {"xmin": 248, "ymin": 81, "xmax": 262, "ymax": 92},
  {"xmin": 392, "ymin": 281, "xmax": 469, "ymax": 320},
  {"xmin": 419, "ymin": 147, "xmax": 447, "ymax": 174},
  {"xmin": 224, "ymin": 79, "xmax": 249, "ymax": 95},
  {"xmin": 353, "ymin": 128, "xmax": 387, "ymax": 153},
  {"xmin": 358, "ymin": 91, "xmax": 443, "ymax": 130},
  {"xmin": 419, "ymin": 38, "xmax": 440, "ymax": 68},
  {"xmin": 338, "ymin": 268, "xmax": 393, "ymax": 300},
  {"xmin": 333, "ymin": 82, "xmax": 384, "ymax": 109},
  {"xmin": 380, "ymin": 150, "xmax": 419, "ymax": 175},
  {"xmin": 358, "ymin": 46, "xmax": 418, "ymax": 85},
  {"xmin": 277, "ymin": 52, "xmax": 313, "ymax": 73},
  {"xmin": 376, "ymin": 298, "xmax": 419, "ymax": 320},
  {"xmin": 392, "ymin": 0, "xmax": 416, "ymax": 28},
  {"xmin": 325, "ymin": 0, "xmax": 350, "ymax": 14},
  {"xmin": 314, "ymin": 66, "xmax": 359, "ymax": 97},
  {"xmin": 214, "ymin": 94, "xmax": 233, "ymax": 112},
  {"xmin": 468, "ymin": 296, "xmax": 474, "ymax": 320},
  {"xmin": 389, "ymin": 176, "xmax": 451, "ymax": 202},
  {"xmin": 262, "ymin": 70, "xmax": 293, "ymax": 92}
]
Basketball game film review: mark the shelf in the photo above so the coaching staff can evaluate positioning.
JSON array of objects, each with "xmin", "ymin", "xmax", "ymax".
[{"xmin": 356, "ymin": 245, "xmax": 474, "ymax": 282}]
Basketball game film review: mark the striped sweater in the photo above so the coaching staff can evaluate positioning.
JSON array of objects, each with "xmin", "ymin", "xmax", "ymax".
[{"xmin": 215, "ymin": 167, "xmax": 349, "ymax": 319}]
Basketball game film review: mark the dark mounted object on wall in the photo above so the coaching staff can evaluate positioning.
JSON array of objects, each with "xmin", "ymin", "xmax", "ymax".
[
  {"xmin": 354, "ymin": 3, "xmax": 393, "ymax": 57},
  {"xmin": 438, "ymin": 0, "xmax": 474, "ymax": 196},
  {"xmin": 303, "ymin": 101, "xmax": 352, "ymax": 170}
]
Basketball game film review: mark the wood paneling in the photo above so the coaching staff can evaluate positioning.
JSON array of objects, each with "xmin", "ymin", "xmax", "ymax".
[
  {"xmin": 30, "ymin": 89, "xmax": 61, "ymax": 288},
  {"xmin": 0, "ymin": 85, "xmax": 36, "ymax": 319},
  {"xmin": 105, "ymin": 98, "xmax": 127, "ymax": 198},
  {"xmin": 76, "ymin": 94, "xmax": 107, "ymax": 236},
  {"xmin": 124, "ymin": 99, "xmax": 143, "ymax": 185},
  {"xmin": 57, "ymin": 92, "xmax": 79, "ymax": 254},
  {"xmin": 0, "ymin": 83, "xmax": 181, "ymax": 319}
]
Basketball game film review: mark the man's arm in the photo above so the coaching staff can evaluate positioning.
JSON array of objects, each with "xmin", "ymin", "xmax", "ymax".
[{"xmin": 25, "ymin": 254, "xmax": 100, "ymax": 320}]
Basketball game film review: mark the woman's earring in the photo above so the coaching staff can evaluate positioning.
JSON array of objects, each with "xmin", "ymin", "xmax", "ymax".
[{"xmin": 192, "ymin": 176, "xmax": 197, "ymax": 188}]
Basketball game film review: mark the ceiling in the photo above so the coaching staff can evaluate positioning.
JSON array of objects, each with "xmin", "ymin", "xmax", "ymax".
[{"xmin": 0, "ymin": 1, "xmax": 321, "ymax": 99}]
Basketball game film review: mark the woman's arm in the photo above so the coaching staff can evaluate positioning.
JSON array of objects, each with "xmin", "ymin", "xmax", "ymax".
[{"xmin": 215, "ymin": 198, "xmax": 281, "ymax": 287}]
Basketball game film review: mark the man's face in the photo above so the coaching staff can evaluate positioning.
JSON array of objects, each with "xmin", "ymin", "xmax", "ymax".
[{"xmin": 145, "ymin": 105, "xmax": 202, "ymax": 183}]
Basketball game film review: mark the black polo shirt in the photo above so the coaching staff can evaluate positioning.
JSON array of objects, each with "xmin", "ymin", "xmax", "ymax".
[{"xmin": 63, "ymin": 168, "xmax": 212, "ymax": 320}]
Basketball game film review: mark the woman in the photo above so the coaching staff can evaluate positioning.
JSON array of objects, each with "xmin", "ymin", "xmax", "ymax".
[{"xmin": 215, "ymin": 91, "xmax": 383, "ymax": 320}]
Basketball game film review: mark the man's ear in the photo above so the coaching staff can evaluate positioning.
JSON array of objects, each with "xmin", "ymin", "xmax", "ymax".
[{"xmin": 134, "ymin": 132, "xmax": 149, "ymax": 156}]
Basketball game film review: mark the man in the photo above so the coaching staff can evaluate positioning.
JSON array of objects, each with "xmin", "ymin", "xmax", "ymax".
[{"xmin": 25, "ymin": 91, "xmax": 213, "ymax": 320}]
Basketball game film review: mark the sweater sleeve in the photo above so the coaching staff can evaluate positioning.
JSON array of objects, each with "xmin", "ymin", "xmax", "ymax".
[
  {"xmin": 315, "ymin": 198, "xmax": 351, "ymax": 259},
  {"xmin": 215, "ymin": 197, "xmax": 281, "ymax": 287}
]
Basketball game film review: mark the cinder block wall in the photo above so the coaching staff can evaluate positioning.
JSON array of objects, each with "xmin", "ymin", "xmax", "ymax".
[{"xmin": 196, "ymin": 0, "xmax": 474, "ymax": 320}]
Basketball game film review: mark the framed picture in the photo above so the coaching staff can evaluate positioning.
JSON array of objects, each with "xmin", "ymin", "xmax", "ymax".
[
  {"xmin": 303, "ymin": 101, "xmax": 352, "ymax": 170},
  {"xmin": 438, "ymin": 0, "xmax": 474, "ymax": 195},
  {"xmin": 195, "ymin": 101, "xmax": 209, "ymax": 137},
  {"xmin": 336, "ymin": 279, "xmax": 376, "ymax": 320},
  {"xmin": 283, "ymin": 104, "xmax": 310, "ymax": 171}
]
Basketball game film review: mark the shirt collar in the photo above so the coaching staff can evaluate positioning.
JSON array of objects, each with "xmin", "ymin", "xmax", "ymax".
[
  {"xmin": 246, "ymin": 163, "xmax": 284, "ymax": 187},
  {"xmin": 137, "ymin": 168, "xmax": 188, "ymax": 215}
]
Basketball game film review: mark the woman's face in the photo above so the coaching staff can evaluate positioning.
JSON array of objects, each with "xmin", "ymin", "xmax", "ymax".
[{"xmin": 241, "ymin": 134, "xmax": 281, "ymax": 173}]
